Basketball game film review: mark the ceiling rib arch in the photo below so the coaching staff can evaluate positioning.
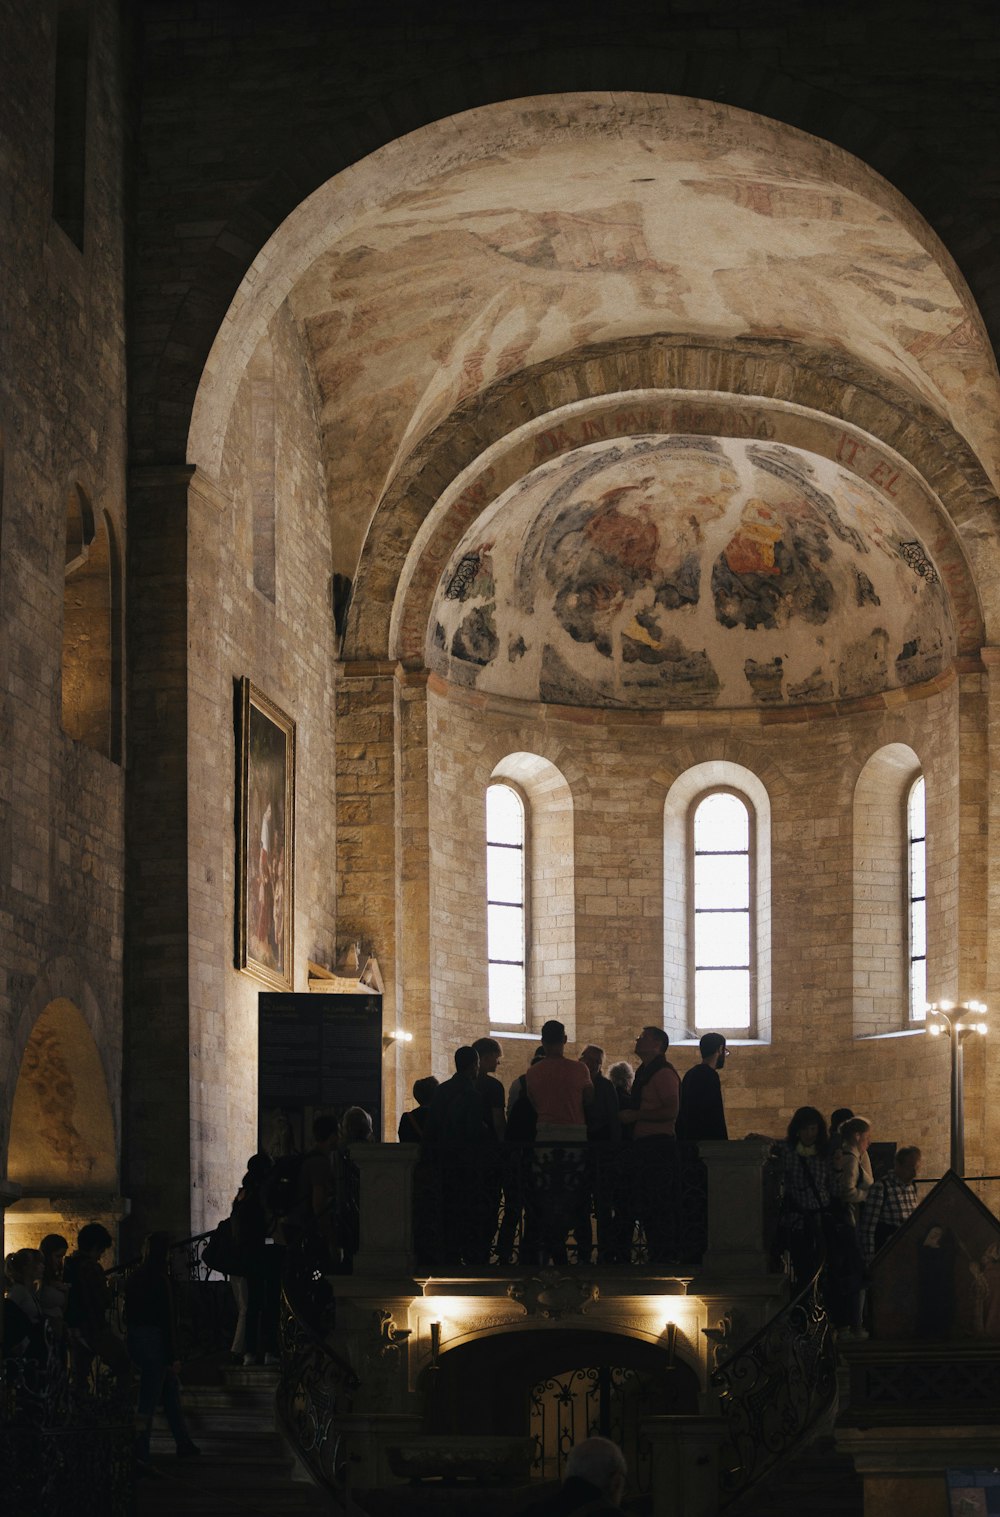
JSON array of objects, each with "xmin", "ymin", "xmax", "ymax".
[{"xmin": 340, "ymin": 335, "xmax": 994, "ymax": 664}]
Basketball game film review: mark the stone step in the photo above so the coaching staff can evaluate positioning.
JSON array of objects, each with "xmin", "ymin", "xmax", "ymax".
[{"xmin": 735, "ymin": 1437, "xmax": 863, "ymax": 1517}]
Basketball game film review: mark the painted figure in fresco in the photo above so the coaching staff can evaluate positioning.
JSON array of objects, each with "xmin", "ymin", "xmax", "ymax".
[{"xmin": 916, "ymin": 1224, "xmax": 958, "ymax": 1338}]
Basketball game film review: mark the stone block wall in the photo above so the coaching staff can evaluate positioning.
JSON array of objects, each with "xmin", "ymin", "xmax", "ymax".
[
  {"xmin": 185, "ymin": 304, "xmax": 338, "ymax": 1229},
  {"xmin": 417, "ymin": 679, "xmax": 966, "ymax": 1174},
  {"xmin": 0, "ymin": 1, "xmax": 127, "ymax": 1224}
]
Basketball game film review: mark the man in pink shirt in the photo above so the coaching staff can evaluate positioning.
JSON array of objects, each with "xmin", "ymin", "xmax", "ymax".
[
  {"xmin": 525, "ymin": 1019, "xmax": 594, "ymax": 1141},
  {"xmin": 524, "ymin": 1019, "xmax": 594, "ymax": 1265}
]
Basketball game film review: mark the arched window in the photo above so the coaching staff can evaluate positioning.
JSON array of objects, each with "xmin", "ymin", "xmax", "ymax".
[
  {"xmin": 689, "ymin": 790, "xmax": 753, "ymax": 1032},
  {"xmin": 907, "ymin": 775, "xmax": 927, "ymax": 1022},
  {"xmin": 852, "ymin": 744, "xmax": 923, "ymax": 1036},
  {"xmin": 486, "ymin": 781, "xmax": 526, "ymax": 1025}
]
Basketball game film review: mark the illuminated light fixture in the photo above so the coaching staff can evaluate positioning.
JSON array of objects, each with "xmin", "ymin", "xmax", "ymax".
[
  {"xmin": 382, "ymin": 1028, "xmax": 414, "ymax": 1050},
  {"xmin": 925, "ymin": 1000, "xmax": 988, "ymax": 1174}
]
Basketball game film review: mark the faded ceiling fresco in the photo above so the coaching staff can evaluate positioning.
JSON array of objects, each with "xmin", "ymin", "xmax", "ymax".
[
  {"xmin": 427, "ymin": 436, "xmax": 956, "ymax": 710},
  {"xmin": 283, "ymin": 120, "xmax": 1000, "ymax": 577}
]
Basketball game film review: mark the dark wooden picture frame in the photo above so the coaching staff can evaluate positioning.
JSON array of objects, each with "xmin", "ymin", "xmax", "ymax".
[{"xmin": 237, "ymin": 678, "xmax": 295, "ymax": 990}]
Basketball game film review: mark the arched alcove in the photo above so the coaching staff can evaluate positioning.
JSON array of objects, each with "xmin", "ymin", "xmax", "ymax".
[
  {"xmin": 664, "ymin": 760, "xmax": 772, "ymax": 1044},
  {"xmin": 428, "ymin": 1325, "xmax": 698, "ymax": 1494},
  {"xmin": 62, "ymin": 488, "xmax": 120, "ymax": 761},
  {"xmin": 5, "ymin": 997, "xmax": 119, "ymax": 1253},
  {"xmin": 492, "ymin": 752, "xmax": 576, "ymax": 1037},
  {"xmin": 853, "ymin": 743, "xmax": 923, "ymax": 1037}
]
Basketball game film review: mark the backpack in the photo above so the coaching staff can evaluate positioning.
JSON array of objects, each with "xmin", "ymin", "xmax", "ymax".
[
  {"xmin": 201, "ymin": 1216, "xmax": 242, "ymax": 1275},
  {"xmin": 264, "ymin": 1151, "xmax": 305, "ymax": 1220}
]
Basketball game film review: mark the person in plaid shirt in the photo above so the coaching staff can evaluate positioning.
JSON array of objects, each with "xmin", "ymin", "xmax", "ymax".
[{"xmin": 859, "ymin": 1146, "xmax": 921, "ymax": 1264}]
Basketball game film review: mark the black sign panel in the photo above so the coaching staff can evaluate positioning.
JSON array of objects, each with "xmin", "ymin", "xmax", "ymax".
[{"xmin": 258, "ymin": 991, "xmax": 383, "ymax": 1147}]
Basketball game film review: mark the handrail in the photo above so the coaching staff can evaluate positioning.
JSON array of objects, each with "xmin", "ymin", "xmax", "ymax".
[
  {"xmin": 711, "ymin": 1264, "xmax": 837, "ymax": 1508},
  {"xmin": 273, "ymin": 1237, "xmax": 359, "ymax": 1499},
  {"xmin": 1, "ymin": 1326, "xmax": 134, "ymax": 1515}
]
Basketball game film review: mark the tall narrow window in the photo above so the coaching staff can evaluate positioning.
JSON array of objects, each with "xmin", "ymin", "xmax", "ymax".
[
  {"xmin": 53, "ymin": 0, "xmax": 90, "ymax": 249},
  {"xmin": 691, "ymin": 790, "xmax": 753, "ymax": 1032},
  {"xmin": 486, "ymin": 782, "xmax": 526, "ymax": 1025},
  {"xmin": 908, "ymin": 776, "xmax": 927, "ymax": 1021}
]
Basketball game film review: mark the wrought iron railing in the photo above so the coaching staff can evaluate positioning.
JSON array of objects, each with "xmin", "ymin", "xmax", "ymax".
[
  {"xmin": 530, "ymin": 1364, "xmax": 655, "ymax": 1497},
  {"xmin": 107, "ymin": 1229, "xmax": 237, "ymax": 1361},
  {"xmin": 0, "ymin": 1329, "xmax": 134, "ymax": 1517},
  {"xmin": 273, "ymin": 1237, "xmax": 359, "ymax": 1497},
  {"xmin": 413, "ymin": 1140, "xmax": 708, "ymax": 1270},
  {"xmin": 711, "ymin": 1267, "xmax": 837, "ymax": 1507}
]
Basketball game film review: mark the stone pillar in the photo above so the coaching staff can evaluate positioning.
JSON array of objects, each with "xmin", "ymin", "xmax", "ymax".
[
  {"xmin": 352, "ymin": 1143, "xmax": 418, "ymax": 1277},
  {"xmin": 642, "ymin": 1414, "xmax": 726, "ymax": 1517},
  {"xmin": 123, "ymin": 464, "xmax": 194, "ymax": 1246},
  {"xmin": 335, "ymin": 661, "xmax": 398, "ymax": 1133},
  {"xmin": 698, "ymin": 1140, "xmax": 772, "ymax": 1275},
  {"xmin": 394, "ymin": 668, "xmax": 431, "ymax": 1128},
  {"xmin": 979, "ymin": 647, "xmax": 1000, "ymax": 1179}
]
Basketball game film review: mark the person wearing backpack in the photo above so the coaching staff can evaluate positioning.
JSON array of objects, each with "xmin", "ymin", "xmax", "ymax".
[{"xmin": 231, "ymin": 1152, "xmax": 279, "ymax": 1367}]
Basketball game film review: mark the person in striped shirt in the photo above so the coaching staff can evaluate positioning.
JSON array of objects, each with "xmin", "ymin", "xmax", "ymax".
[{"xmin": 859, "ymin": 1145, "xmax": 921, "ymax": 1264}]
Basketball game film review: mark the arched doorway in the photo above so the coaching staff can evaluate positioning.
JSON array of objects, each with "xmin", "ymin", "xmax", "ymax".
[
  {"xmin": 5, "ymin": 998, "xmax": 120, "ymax": 1254},
  {"xmin": 429, "ymin": 1326, "xmax": 698, "ymax": 1499}
]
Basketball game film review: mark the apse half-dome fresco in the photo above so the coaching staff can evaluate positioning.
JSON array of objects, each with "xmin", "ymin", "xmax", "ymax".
[{"xmin": 427, "ymin": 436, "xmax": 956, "ymax": 709}]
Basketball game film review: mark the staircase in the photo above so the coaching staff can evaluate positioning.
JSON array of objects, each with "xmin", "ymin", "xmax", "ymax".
[
  {"xmin": 732, "ymin": 1436, "xmax": 862, "ymax": 1517},
  {"xmin": 137, "ymin": 1362, "xmax": 330, "ymax": 1516}
]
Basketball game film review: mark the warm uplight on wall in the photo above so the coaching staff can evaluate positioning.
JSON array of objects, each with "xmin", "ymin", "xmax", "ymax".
[
  {"xmin": 925, "ymin": 1000, "xmax": 988, "ymax": 1174},
  {"xmin": 382, "ymin": 1028, "xmax": 414, "ymax": 1050}
]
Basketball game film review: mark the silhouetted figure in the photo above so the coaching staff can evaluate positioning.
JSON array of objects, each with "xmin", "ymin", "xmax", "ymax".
[
  {"xmin": 519, "ymin": 1435, "xmax": 627, "ymax": 1514},
  {"xmin": 64, "ymin": 1223, "xmax": 131, "ymax": 1386},
  {"xmin": 398, "ymin": 1077, "xmax": 439, "ymax": 1142},
  {"xmin": 676, "ymin": 1033, "xmax": 729, "ymax": 1140},
  {"xmin": 126, "ymin": 1231, "xmax": 200, "ymax": 1464}
]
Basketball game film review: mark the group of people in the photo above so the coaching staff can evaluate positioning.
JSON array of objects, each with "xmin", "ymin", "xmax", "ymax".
[
  {"xmin": 220, "ymin": 1103, "xmax": 376, "ymax": 1360},
  {"xmin": 401, "ymin": 1021, "xmax": 730, "ymax": 1266},
  {"xmin": 776, "ymin": 1105, "xmax": 921, "ymax": 1337},
  {"xmin": 2, "ymin": 1222, "xmax": 201, "ymax": 1469}
]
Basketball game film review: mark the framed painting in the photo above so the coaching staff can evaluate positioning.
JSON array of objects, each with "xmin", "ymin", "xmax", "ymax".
[{"xmin": 237, "ymin": 678, "xmax": 295, "ymax": 990}]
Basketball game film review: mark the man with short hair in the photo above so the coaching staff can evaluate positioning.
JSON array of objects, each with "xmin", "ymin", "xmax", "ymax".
[
  {"xmin": 521, "ymin": 1434, "xmax": 627, "ymax": 1513},
  {"xmin": 424, "ymin": 1046, "xmax": 491, "ymax": 1264},
  {"xmin": 574, "ymin": 1045, "xmax": 621, "ymax": 1263},
  {"xmin": 524, "ymin": 1021, "xmax": 594, "ymax": 1265},
  {"xmin": 859, "ymin": 1145, "xmax": 921, "ymax": 1264},
  {"xmin": 621, "ymin": 1026, "xmax": 682, "ymax": 1265},
  {"xmin": 525, "ymin": 1020, "xmax": 593, "ymax": 1142},
  {"xmin": 473, "ymin": 1035, "xmax": 506, "ymax": 1140},
  {"xmin": 676, "ymin": 1032, "xmax": 729, "ymax": 1141}
]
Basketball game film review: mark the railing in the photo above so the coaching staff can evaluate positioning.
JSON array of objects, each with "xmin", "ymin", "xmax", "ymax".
[
  {"xmin": 413, "ymin": 1140, "xmax": 709, "ymax": 1269},
  {"xmin": 711, "ymin": 1266, "xmax": 837, "ymax": 1508},
  {"xmin": 107, "ymin": 1229, "xmax": 237, "ymax": 1362},
  {"xmin": 274, "ymin": 1236, "xmax": 359, "ymax": 1497},
  {"xmin": 0, "ymin": 1329, "xmax": 134, "ymax": 1517},
  {"xmin": 917, "ymin": 1174, "xmax": 1000, "ymax": 1220}
]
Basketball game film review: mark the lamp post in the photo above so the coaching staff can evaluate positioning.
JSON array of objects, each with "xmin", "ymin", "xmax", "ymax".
[{"xmin": 926, "ymin": 1000, "xmax": 988, "ymax": 1175}]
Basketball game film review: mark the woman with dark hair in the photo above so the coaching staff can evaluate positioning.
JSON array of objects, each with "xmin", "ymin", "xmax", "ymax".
[
  {"xmin": 232, "ymin": 1152, "xmax": 279, "ymax": 1367},
  {"xmin": 398, "ymin": 1077, "xmax": 439, "ymax": 1142},
  {"xmin": 827, "ymin": 1116, "xmax": 873, "ymax": 1338},
  {"xmin": 776, "ymin": 1107, "xmax": 831, "ymax": 1288},
  {"xmin": 125, "ymin": 1231, "xmax": 200, "ymax": 1464},
  {"xmin": 37, "ymin": 1233, "xmax": 70, "ymax": 1330},
  {"xmin": 64, "ymin": 1222, "xmax": 131, "ymax": 1385}
]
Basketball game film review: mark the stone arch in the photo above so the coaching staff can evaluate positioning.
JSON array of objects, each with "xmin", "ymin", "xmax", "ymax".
[
  {"xmin": 360, "ymin": 337, "xmax": 994, "ymax": 667},
  {"xmin": 663, "ymin": 760, "xmax": 772, "ymax": 1045},
  {"xmin": 62, "ymin": 480, "xmax": 119, "ymax": 761},
  {"xmin": 491, "ymin": 752, "xmax": 575, "ymax": 1038},
  {"xmin": 4, "ymin": 992, "xmax": 119, "ymax": 1255},
  {"xmin": 852, "ymin": 743, "xmax": 924, "ymax": 1039},
  {"xmin": 428, "ymin": 1323, "xmax": 699, "ymax": 1492},
  {"xmin": 388, "ymin": 372, "xmax": 988, "ymax": 671},
  {"xmin": 179, "ymin": 77, "xmax": 1000, "ymax": 480}
]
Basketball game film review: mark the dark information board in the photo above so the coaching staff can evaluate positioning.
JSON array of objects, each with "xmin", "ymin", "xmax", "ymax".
[{"xmin": 258, "ymin": 991, "xmax": 383, "ymax": 1147}]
